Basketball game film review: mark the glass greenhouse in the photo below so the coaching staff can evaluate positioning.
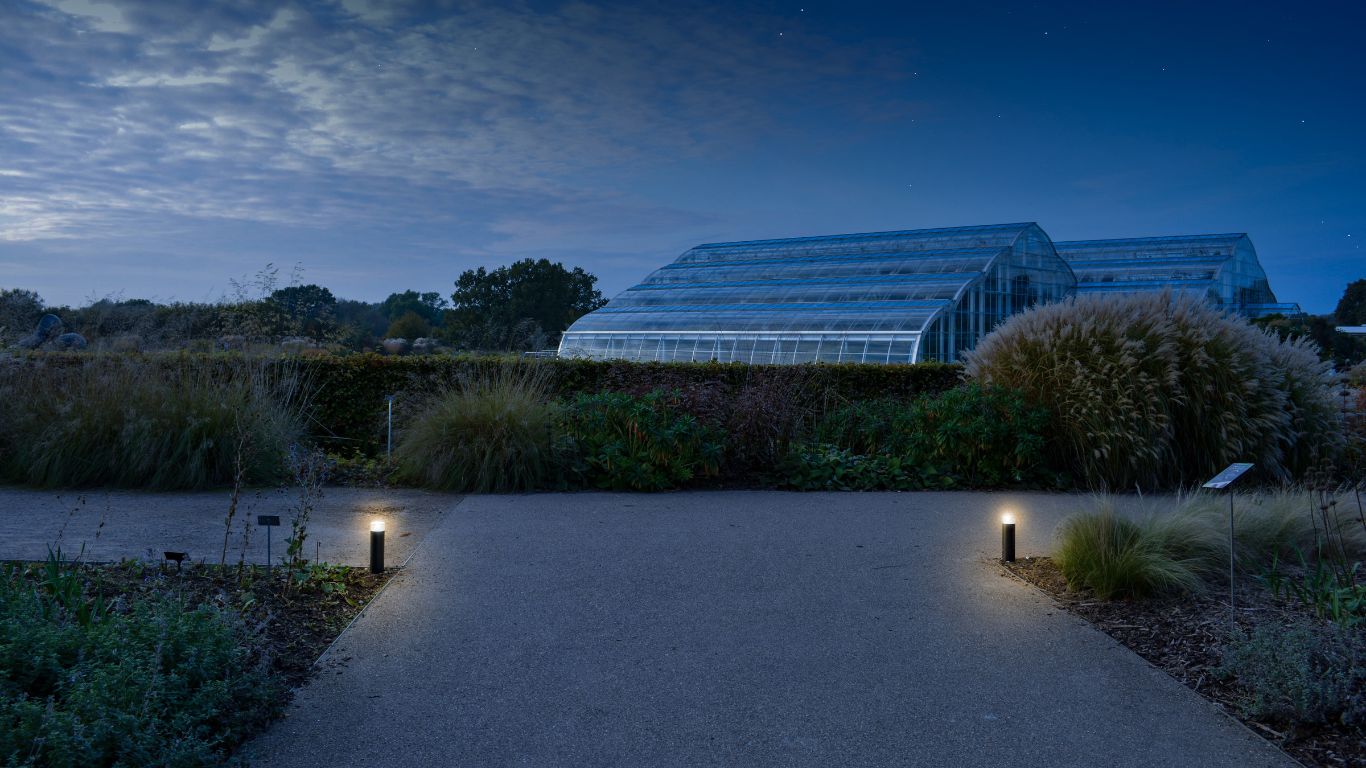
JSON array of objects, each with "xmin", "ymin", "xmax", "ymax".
[
  {"xmin": 1054, "ymin": 234, "xmax": 1302, "ymax": 318},
  {"xmin": 558, "ymin": 222, "xmax": 1076, "ymax": 364}
]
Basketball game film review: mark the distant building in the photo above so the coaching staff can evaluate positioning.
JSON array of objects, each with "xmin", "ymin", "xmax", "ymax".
[
  {"xmin": 1053, "ymin": 234, "xmax": 1302, "ymax": 319},
  {"xmin": 559, "ymin": 223, "xmax": 1299, "ymax": 364}
]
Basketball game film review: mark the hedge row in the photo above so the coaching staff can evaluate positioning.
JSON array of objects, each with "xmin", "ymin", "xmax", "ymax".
[
  {"xmin": 12, "ymin": 353, "xmax": 963, "ymax": 454},
  {"xmin": 299, "ymin": 355, "xmax": 963, "ymax": 453}
]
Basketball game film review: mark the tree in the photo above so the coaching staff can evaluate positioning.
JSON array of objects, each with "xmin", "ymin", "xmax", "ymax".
[
  {"xmin": 269, "ymin": 284, "xmax": 337, "ymax": 341},
  {"xmin": 385, "ymin": 311, "xmax": 432, "ymax": 340},
  {"xmin": 446, "ymin": 259, "xmax": 606, "ymax": 351},
  {"xmin": 381, "ymin": 291, "xmax": 447, "ymax": 326},
  {"xmin": 0, "ymin": 288, "xmax": 44, "ymax": 345},
  {"xmin": 1334, "ymin": 279, "xmax": 1366, "ymax": 326}
]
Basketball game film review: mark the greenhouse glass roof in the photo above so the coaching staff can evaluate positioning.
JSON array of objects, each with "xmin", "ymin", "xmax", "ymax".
[
  {"xmin": 560, "ymin": 222, "xmax": 1076, "ymax": 364},
  {"xmin": 1054, "ymin": 233, "xmax": 1299, "ymax": 317}
]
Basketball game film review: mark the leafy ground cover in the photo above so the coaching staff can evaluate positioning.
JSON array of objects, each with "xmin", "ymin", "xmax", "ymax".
[
  {"xmin": 0, "ymin": 553, "xmax": 393, "ymax": 767},
  {"xmin": 1010, "ymin": 535, "xmax": 1360, "ymax": 759}
]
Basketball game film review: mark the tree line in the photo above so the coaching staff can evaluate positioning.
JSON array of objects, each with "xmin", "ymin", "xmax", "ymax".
[{"xmin": 0, "ymin": 258, "xmax": 607, "ymax": 353}]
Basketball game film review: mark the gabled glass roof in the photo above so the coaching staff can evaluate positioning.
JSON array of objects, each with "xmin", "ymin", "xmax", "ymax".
[
  {"xmin": 564, "ymin": 223, "xmax": 1056, "ymax": 338},
  {"xmin": 1055, "ymin": 233, "xmax": 1278, "ymax": 311}
]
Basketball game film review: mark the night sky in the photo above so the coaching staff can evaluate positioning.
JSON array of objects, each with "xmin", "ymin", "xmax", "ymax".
[{"xmin": 2, "ymin": 0, "xmax": 1362, "ymax": 312}]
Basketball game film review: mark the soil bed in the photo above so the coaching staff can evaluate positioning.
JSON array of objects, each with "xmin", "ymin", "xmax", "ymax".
[
  {"xmin": 77, "ymin": 559, "xmax": 396, "ymax": 689},
  {"xmin": 1005, "ymin": 556, "xmax": 1364, "ymax": 768}
]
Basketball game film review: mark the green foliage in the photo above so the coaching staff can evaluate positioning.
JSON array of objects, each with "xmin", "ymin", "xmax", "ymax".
[
  {"xmin": 395, "ymin": 368, "xmax": 559, "ymax": 492},
  {"xmin": 789, "ymin": 384, "xmax": 1054, "ymax": 489},
  {"xmin": 1055, "ymin": 508, "xmax": 1221, "ymax": 599},
  {"xmin": 0, "ymin": 287, "xmax": 45, "ymax": 345},
  {"xmin": 380, "ymin": 290, "xmax": 447, "ymax": 327},
  {"xmin": 446, "ymin": 258, "xmax": 606, "ymax": 351},
  {"xmin": 1219, "ymin": 619, "xmax": 1366, "ymax": 727},
  {"xmin": 288, "ymin": 354, "xmax": 962, "ymax": 456},
  {"xmin": 966, "ymin": 291, "xmax": 1343, "ymax": 490},
  {"xmin": 559, "ymin": 391, "xmax": 724, "ymax": 491},
  {"xmin": 384, "ymin": 310, "xmax": 432, "ymax": 341},
  {"xmin": 0, "ymin": 355, "xmax": 302, "ymax": 490},
  {"xmin": 0, "ymin": 561, "xmax": 282, "ymax": 767},
  {"xmin": 1336, "ymin": 279, "xmax": 1366, "ymax": 326}
]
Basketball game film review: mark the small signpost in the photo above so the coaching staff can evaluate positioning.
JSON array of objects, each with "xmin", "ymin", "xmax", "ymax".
[
  {"xmin": 257, "ymin": 515, "xmax": 281, "ymax": 569},
  {"xmin": 386, "ymin": 394, "xmax": 397, "ymax": 458},
  {"xmin": 1202, "ymin": 462, "xmax": 1254, "ymax": 617}
]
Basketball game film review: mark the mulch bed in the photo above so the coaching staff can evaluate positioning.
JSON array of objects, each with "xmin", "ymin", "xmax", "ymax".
[
  {"xmin": 81, "ymin": 560, "xmax": 395, "ymax": 689},
  {"xmin": 1004, "ymin": 556, "xmax": 1365, "ymax": 768}
]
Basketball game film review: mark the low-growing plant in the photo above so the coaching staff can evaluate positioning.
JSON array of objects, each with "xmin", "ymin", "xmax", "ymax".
[
  {"xmin": 1054, "ymin": 505, "xmax": 1222, "ymax": 599},
  {"xmin": 793, "ymin": 384, "xmax": 1053, "ymax": 489},
  {"xmin": 1219, "ymin": 618, "xmax": 1366, "ymax": 727},
  {"xmin": 395, "ymin": 367, "xmax": 559, "ymax": 492},
  {"xmin": 0, "ymin": 560, "xmax": 282, "ymax": 766},
  {"xmin": 559, "ymin": 390, "xmax": 724, "ymax": 491}
]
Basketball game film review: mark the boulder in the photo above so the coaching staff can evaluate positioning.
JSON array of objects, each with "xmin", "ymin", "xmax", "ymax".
[
  {"xmin": 411, "ymin": 337, "xmax": 443, "ymax": 355},
  {"xmin": 17, "ymin": 314, "xmax": 64, "ymax": 350},
  {"xmin": 381, "ymin": 338, "xmax": 410, "ymax": 355},
  {"xmin": 53, "ymin": 332, "xmax": 87, "ymax": 351}
]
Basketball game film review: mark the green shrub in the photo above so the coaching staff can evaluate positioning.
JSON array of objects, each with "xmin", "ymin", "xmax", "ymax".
[
  {"xmin": 395, "ymin": 368, "xmax": 558, "ymax": 492},
  {"xmin": 0, "ymin": 355, "xmax": 301, "ymax": 490},
  {"xmin": 0, "ymin": 561, "xmax": 282, "ymax": 767},
  {"xmin": 1219, "ymin": 618, "xmax": 1366, "ymax": 727},
  {"xmin": 794, "ymin": 384, "xmax": 1054, "ymax": 489},
  {"xmin": 1055, "ymin": 506, "xmax": 1223, "ymax": 599},
  {"xmin": 559, "ymin": 390, "xmax": 724, "ymax": 491},
  {"xmin": 965, "ymin": 292, "xmax": 1342, "ymax": 489}
]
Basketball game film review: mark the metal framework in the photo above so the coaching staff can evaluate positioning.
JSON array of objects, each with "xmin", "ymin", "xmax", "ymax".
[
  {"xmin": 1054, "ymin": 234, "xmax": 1302, "ymax": 318},
  {"xmin": 558, "ymin": 225, "xmax": 1300, "ymax": 365},
  {"xmin": 559, "ymin": 223, "xmax": 1075, "ymax": 364}
]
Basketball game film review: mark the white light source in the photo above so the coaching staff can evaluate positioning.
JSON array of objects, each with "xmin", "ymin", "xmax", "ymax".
[
  {"xmin": 370, "ymin": 519, "xmax": 385, "ymax": 533},
  {"xmin": 1001, "ymin": 512, "xmax": 1015, "ymax": 525}
]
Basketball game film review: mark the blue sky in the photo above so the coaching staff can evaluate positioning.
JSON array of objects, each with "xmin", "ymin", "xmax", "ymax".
[{"xmin": 1, "ymin": 0, "xmax": 1362, "ymax": 312}]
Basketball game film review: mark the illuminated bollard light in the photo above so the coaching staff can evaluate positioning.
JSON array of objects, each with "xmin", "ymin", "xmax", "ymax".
[
  {"xmin": 370, "ymin": 519, "xmax": 386, "ymax": 574},
  {"xmin": 1001, "ymin": 512, "xmax": 1016, "ymax": 563}
]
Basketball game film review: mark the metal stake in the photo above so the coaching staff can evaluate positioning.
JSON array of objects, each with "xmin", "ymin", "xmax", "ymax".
[
  {"xmin": 1228, "ymin": 491, "xmax": 1236, "ymax": 618},
  {"xmin": 386, "ymin": 394, "xmax": 396, "ymax": 458}
]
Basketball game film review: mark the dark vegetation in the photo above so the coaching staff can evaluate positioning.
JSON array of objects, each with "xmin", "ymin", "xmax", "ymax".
[{"xmin": 0, "ymin": 552, "xmax": 390, "ymax": 767}]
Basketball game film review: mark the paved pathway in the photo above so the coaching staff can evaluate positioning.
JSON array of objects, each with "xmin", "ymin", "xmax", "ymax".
[
  {"xmin": 247, "ymin": 491, "xmax": 1292, "ymax": 768},
  {"xmin": 0, "ymin": 486, "xmax": 455, "ymax": 567}
]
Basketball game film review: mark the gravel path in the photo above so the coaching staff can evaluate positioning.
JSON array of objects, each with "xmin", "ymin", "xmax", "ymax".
[
  {"xmin": 0, "ymin": 485, "xmax": 459, "ymax": 567},
  {"xmin": 246, "ymin": 491, "xmax": 1293, "ymax": 768}
]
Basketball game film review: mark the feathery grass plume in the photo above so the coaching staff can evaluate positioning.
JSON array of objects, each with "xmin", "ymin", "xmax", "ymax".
[
  {"xmin": 965, "ymin": 291, "xmax": 1342, "ymax": 490},
  {"xmin": 395, "ymin": 364, "xmax": 558, "ymax": 492},
  {"xmin": 1055, "ymin": 502, "xmax": 1214, "ymax": 599},
  {"xmin": 0, "ymin": 354, "xmax": 302, "ymax": 489}
]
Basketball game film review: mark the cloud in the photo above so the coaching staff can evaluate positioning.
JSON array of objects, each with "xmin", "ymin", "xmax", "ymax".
[{"xmin": 0, "ymin": 0, "xmax": 916, "ymax": 300}]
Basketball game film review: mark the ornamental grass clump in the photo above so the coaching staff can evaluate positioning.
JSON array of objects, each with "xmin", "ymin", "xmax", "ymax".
[
  {"xmin": 0, "ymin": 355, "xmax": 302, "ymax": 490},
  {"xmin": 395, "ymin": 366, "xmax": 558, "ymax": 492},
  {"xmin": 1055, "ymin": 501, "xmax": 1225, "ymax": 599},
  {"xmin": 965, "ymin": 291, "xmax": 1341, "ymax": 490}
]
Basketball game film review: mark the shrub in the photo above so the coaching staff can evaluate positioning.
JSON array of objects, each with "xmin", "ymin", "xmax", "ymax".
[
  {"xmin": 1054, "ymin": 505, "xmax": 1223, "ymax": 599},
  {"xmin": 0, "ymin": 559, "xmax": 282, "ymax": 767},
  {"xmin": 559, "ymin": 390, "xmax": 724, "ymax": 491},
  {"xmin": 796, "ymin": 384, "xmax": 1054, "ymax": 488},
  {"xmin": 1219, "ymin": 618, "xmax": 1366, "ymax": 727},
  {"xmin": 394, "ymin": 368, "xmax": 558, "ymax": 492},
  {"xmin": 0, "ymin": 355, "xmax": 301, "ymax": 490},
  {"xmin": 965, "ymin": 292, "xmax": 1342, "ymax": 490}
]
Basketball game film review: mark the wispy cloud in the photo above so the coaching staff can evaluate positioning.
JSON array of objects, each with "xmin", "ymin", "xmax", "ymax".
[{"xmin": 1, "ymin": 0, "xmax": 909, "ymax": 254}]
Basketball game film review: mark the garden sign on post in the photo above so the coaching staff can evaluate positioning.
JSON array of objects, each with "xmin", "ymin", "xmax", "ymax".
[
  {"xmin": 257, "ymin": 515, "xmax": 281, "ymax": 570},
  {"xmin": 1202, "ymin": 462, "xmax": 1254, "ymax": 617}
]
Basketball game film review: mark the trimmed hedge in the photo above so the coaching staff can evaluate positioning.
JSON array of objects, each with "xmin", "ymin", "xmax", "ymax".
[{"xmin": 5, "ymin": 353, "xmax": 962, "ymax": 459}]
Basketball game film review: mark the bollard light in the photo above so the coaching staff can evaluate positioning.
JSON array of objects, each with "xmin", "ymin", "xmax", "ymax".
[
  {"xmin": 370, "ymin": 519, "xmax": 386, "ymax": 574},
  {"xmin": 1000, "ymin": 512, "xmax": 1016, "ymax": 563}
]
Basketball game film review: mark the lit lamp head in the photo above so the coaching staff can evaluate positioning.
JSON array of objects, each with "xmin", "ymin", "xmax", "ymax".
[
  {"xmin": 369, "ymin": 519, "xmax": 385, "ymax": 573},
  {"xmin": 1000, "ymin": 510, "xmax": 1016, "ymax": 563}
]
